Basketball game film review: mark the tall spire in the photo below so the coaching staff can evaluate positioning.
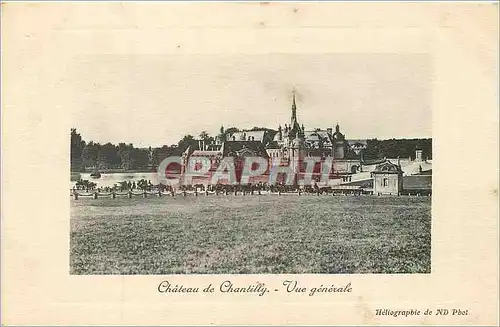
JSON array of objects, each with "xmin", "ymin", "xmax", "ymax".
[{"xmin": 291, "ymin": 88, "xmax": 297, "ymax": 122}]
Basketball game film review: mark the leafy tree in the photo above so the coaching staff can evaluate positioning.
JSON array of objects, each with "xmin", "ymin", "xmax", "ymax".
[
  {"xmin": 177, "ymin": 135, "xmax": 198, "ymax": 153},
  {"xmin": 99, "ymin": 143, "xmax": 120, "ymax": 168},
  {"xmin": 153, "ymin": 145, "xmax": 176, "ymax": 166},
  {"xmin": 118, "ymin": 143, "xmax": 133, "ymax": 170},
  {"xmin": 70, "ymin": 128, "xmax": 86, "ymax": 171},
  {"xmin": 363, "ymin": 138, "xmax": 432, "ymax": 160},
  {"xmin": 130, "ymin": 148, "xmax": 150, "ymax": 169},
  {"xmin": 82, "ymin": 141, "xmax": 100, "ymax": 169}
]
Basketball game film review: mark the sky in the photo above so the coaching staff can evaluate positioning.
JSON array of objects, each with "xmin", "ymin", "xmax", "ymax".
[{"xmin": 70, "ymin": 53, "xmax": 432, "ymax": 147}]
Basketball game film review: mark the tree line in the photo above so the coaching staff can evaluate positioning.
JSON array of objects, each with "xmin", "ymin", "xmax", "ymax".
[
  {"xmin": 71, "ymin": 128, "xmax": 431, "ymax": 172},
  {"xmin": 71, "ymin": 131, "xmax": 152, "ymax": 172},
  {"xmin": 362, "ymin": 138, "xmax": 432, "ymax": 161},
  {"xmin": 71, "ymin": 128, "xmax": 226, "ymax": 172}
]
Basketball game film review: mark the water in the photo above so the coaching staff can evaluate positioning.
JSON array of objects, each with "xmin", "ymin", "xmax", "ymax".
[{"xmin": 71, "ymin": 172, "xmax": 159, "ymax": 189}]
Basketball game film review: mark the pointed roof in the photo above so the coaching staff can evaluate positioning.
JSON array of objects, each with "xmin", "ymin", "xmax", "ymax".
[
  {"xmin": 372, "ymin": 160, "xmax": 403, "ymax": 174},
  {"xmin": 291, "ymin": 89, "xmax": 297, "ymax": 121},
  {"xmin": 288, "ymin": 89, "xmax": 303, "ymax": 139}
]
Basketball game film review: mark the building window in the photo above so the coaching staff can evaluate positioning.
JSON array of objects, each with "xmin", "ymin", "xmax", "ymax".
[{"xmin": 383, "ymin": 178, "xmax": 389, "ymax": 187}]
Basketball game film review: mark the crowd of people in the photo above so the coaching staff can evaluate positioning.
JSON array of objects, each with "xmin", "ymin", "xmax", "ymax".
[
  {"xmin": 73, "ymin": 178, "xmax": 160, "ymax": 193},
  {"xmin": 72, "ymin": 179, "xmax": 347, "ymax": 195}
]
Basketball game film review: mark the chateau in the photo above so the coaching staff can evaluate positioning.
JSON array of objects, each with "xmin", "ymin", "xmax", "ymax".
[
  {"xmin": 182, "ymin": 92, "xmax": 367, "ymax": 185},
  {"xmin": 181, "ymin": 91, "xmax": 432, "ymax": 194}
]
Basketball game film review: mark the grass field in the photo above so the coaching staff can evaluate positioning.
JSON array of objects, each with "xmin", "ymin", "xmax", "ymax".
[{"xmin": 70, "ymin": 195, "xmax": 431, "ymax": 274}]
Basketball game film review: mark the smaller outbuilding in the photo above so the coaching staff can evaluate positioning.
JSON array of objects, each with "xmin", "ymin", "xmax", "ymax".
[{"xmin": 371, "ymin": 161, "xmax": 403, "ymax": 196}]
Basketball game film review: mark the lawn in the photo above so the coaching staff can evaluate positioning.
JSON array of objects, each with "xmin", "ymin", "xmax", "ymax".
[{"xmin": 70, "ymin": 195, "xmax": 431, "ymax": 274}]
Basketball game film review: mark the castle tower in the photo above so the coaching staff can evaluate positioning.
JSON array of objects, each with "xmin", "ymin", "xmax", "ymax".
[
  {"xmin": 332, "ymin": 123, "xmax": 346, "ymax": 159},
  {"xmin": 287, "ymin": 90, "xmax": 306, "ymax": 180},
  {"xmin": 288, "ymin": 90, "xmax": 304, "ymax": 140}
]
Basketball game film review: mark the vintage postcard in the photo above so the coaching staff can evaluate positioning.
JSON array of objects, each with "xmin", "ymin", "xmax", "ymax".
[{"xmin": 1, "ymin": 2, "xmax": 498, "ymax": 326}]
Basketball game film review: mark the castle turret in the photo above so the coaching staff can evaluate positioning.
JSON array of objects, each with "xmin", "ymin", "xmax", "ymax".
[
  {"xmin": 332, "ymin": 123, "xmax": 346, "ymax": 159},
  {"xmin": 288, "ymin": 90, "xmax": 303, "ymax": 140},
  {"xmin": 287, "ymin": 90, "xmax": 306, "ymax": 179},
  {"xmin": 291, "ymin": 89, "xmax": 297, "ymax": 123},
  {"xmin": 415, "ymin": 147, "xmax": 423, "ymax": 161}
]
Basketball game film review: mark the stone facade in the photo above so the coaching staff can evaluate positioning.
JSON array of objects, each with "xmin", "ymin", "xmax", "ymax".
[{"xmin": 371, "ymin": 161, "xmax": 403, "ymax": 195}]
